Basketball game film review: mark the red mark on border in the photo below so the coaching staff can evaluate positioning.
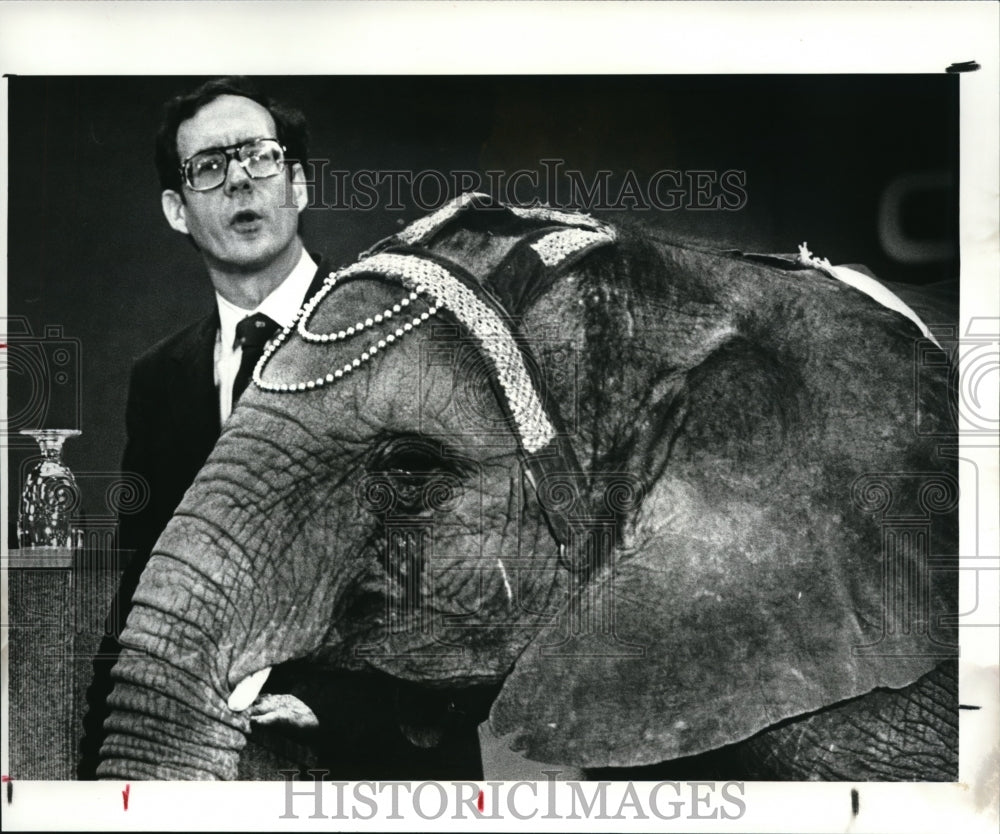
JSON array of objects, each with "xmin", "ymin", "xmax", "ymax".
[
  {"xmin": 122, "ymin": 784, "xmax": 130, "ymax": 810},
  {"xmin": 2, "ymin": 775, "xmax": 11, "ymax": 805},
  {"xmin": 477, "ymin": 789, "xmax": 484, "ymax": 812}
]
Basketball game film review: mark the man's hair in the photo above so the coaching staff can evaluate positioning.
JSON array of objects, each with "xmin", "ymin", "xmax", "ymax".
[{"xmin": 154, "ymin": 76, "xmax": 309, "ymax": 193}]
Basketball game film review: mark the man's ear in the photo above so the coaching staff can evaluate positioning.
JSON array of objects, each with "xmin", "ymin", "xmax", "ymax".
[
  {"xmin": 289, "ymin": 162, "xmax": 309, "ymax": 213},
  {"xmin": 161, "ymin": 190, "xmax": 189, "ymax": 235}
]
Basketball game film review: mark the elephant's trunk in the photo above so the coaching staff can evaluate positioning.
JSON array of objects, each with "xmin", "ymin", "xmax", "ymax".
[
  {"xmin": 97, "ymin": 528, "xmax": 261, "ymax": 780},
  {"xmin": 99, "ymin": 659, "xmax": 246, "ymax": 780},
  {"xmin": 96, "ymin": 430, "xmax": 356, "ymax": 780}
]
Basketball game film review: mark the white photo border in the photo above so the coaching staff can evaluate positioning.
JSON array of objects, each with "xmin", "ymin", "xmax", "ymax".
[{"xmin": 1, "ymin": 2, "xmax": 997, "ymax": 832}]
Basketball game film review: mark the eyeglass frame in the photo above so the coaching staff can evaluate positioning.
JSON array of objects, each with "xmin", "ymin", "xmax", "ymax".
[{"xmin": 178, "ymin": 137, "xmax": 288, "ymax": 192}]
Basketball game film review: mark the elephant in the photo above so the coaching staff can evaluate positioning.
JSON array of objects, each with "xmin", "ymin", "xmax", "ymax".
[{"xmin": 97, "ymin": 193, "xmax": 958, "ymax": 781}]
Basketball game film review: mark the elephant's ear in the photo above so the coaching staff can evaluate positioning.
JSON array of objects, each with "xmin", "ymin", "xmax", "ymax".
[{"xmin": 489, "ymin": 500, "xmax": 956, "ymax": 769}]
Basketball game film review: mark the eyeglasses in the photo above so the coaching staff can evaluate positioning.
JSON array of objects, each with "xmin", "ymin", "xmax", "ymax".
[{"xmin": 179, "ymin": 137, "xmax": 286, "ymax": 192}]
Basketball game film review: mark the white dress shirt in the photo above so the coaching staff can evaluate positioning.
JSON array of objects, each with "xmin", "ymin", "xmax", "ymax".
[{"xmin": 215, "ymin": 249, "xmax": 318, "ymax": 423}]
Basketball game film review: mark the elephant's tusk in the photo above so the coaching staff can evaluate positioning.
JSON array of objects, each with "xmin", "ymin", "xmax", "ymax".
[{"xmin": 228, "ymin": 666, "xmax": 272, "ymax": 712}]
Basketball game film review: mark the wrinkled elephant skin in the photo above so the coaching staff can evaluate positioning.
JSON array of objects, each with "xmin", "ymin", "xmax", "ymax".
[{"xmin": 98, "ymin": 203, "xmax": 957, "ymax": 780}]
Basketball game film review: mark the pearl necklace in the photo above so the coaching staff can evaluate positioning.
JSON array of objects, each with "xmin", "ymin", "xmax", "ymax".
[{"xmin": 252, "ymin": 267, "xmax": 438, "ymax": 394}]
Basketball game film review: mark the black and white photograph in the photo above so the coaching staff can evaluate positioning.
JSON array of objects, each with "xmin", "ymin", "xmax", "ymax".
[{"xmin": 2, "ymin": 3, "xmax": 997, "ymax": 832}]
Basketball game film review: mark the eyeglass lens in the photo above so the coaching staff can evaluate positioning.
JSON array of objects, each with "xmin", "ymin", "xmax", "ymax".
[{"xmin": 184, "ymin": 139, "xmax": 285, "ymax": 190}]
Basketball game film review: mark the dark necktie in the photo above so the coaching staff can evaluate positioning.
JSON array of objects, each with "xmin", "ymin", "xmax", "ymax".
[{"xmin": 232, "ymin": 313, "xmax": 280, "ymax": 405}]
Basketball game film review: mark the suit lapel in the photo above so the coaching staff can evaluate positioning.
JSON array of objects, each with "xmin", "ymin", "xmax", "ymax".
[
  {"xmin": 167, "ymin": 310, "xmax": 222, "ymax": 454},
  {"xmin": 307, "ymin": 253, "xmax": 329, "ymax": 298}
]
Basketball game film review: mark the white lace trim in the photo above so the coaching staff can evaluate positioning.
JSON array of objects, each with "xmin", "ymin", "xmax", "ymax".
[
  {"xmin": 395, "ymin": 192, "xmax": 491, "ymax": 245},
  {"xmin": 396, "ymin": 193, "xmax": 612, "ymax": 247},
  {"xmin": 509, "ymin": 204, "xmax": 606, "ymax": 230},
  {"xmin": 530, "ymin": 227, "xmax": 616, "ymax": 268}
]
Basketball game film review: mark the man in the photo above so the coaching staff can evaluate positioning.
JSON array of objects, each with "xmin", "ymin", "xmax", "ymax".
[
  {"xmin": 81, "ymin": 77, "xmax": 485, "ymax": 780},
  {"xmin": 117, "ymin": 78, "xmax": 320, "ymax": 571}
]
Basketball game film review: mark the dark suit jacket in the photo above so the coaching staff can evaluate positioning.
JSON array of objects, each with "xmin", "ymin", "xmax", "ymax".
[{"xmin": 117, "ymin": 310, "xmax": 222, "ymax": 571}]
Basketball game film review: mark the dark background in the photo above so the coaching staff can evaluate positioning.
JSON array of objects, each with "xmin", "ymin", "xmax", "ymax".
[{"xmin": 5, "ymin": 74, "xmax": 958, "ymax": 534}]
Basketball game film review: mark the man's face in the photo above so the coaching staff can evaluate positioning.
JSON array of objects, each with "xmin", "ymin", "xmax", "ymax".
[{"xmin": 162, "ymin": 94, "xmax": 306, "ymax": 272}]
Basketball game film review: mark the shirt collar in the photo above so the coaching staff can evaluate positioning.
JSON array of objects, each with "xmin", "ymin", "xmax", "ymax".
[{"xmin": 217, "ymin": 248, "xmax": 317, "ymax": 350}]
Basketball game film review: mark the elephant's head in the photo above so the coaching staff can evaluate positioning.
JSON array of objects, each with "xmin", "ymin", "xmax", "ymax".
[{"xmin": 99, "ymin": 196, "xmax": 956, "ymax": 779}]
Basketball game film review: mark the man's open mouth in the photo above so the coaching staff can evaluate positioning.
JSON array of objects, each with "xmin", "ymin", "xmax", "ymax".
[{"xmin": 231, "ymin": 210, "xmax": 263, "ymax": 230}]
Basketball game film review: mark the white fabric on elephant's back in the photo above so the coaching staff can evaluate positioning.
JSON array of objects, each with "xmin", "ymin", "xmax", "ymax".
[
  {"xmin": 826, "ymin": 263, "xmax": 942, "ymax": 349},
  {"xmin": 797, "ymin": 243, "xmax": 942, "ymax": 349}
]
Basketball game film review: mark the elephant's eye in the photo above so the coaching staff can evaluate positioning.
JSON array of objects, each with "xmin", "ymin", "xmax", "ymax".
[
  {"xmin": 359, "ymin": 435, "xmax": 473, "ymax": 516},
  {"xmin": 383, "ymin": 448, "xmax": 445, "ymax": 476}
]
